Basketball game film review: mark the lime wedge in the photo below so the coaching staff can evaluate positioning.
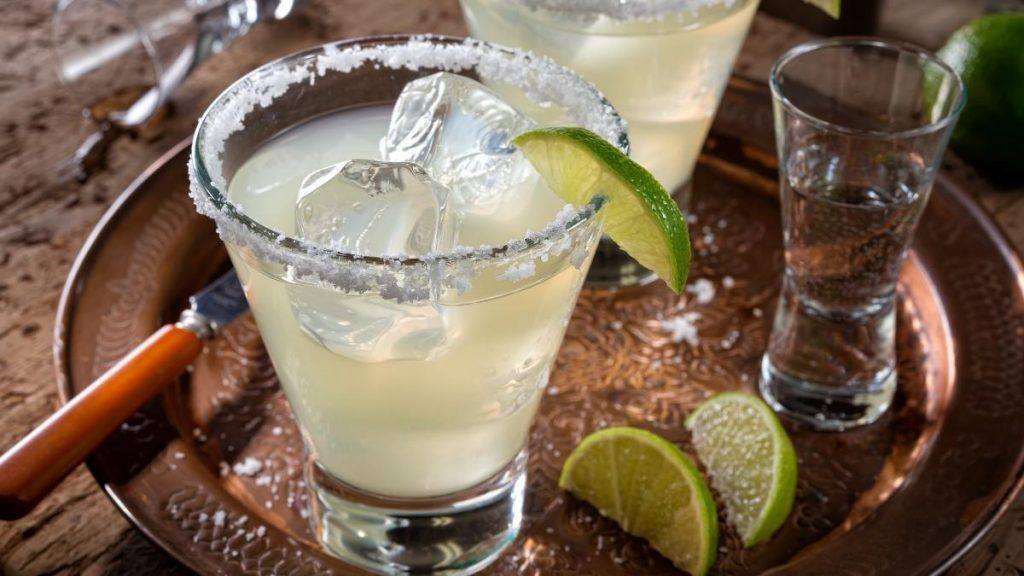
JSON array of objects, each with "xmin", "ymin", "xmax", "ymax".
[
  {"xmin": 803, "ymin": 0, "xmax": 840, "ymax": 18},
  {"xmin": 514, "ymin": 127, "xmax": 690, "ymax": 293},
  {"xmin": 559, "ymin": 427, "xmax": 717, "ymax": 575},
  {"xmin": 685, "ymin": 393, "xmax": 797, "ymax": 547}
]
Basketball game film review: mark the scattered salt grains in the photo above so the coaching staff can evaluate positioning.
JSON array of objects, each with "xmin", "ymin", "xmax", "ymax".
[
  {"xmin": 271, "ymin": 426, "xmax": 283, "ymax": 436},
  {"xmin": 659, "ymin": 312, "xmax": 701, "ymax": 346},
  {"xmin": 722, "ymin": 275, "xmax": 735, "ymax": 289},
  {"xmin": 720, "ymin": 330, "xmax": 740, "ymax": 350},
  {"xmin": 255, "ymin": 475, "xmax": 272, "ymax": 486},
  {"xmin": 198, "ymin": 512, "xmax": 209, "ymax": 523},
  {"xmin": 232, "ymin": 457, "xmax": 263, "ymax": 476},
  {"xmin": 173, "ymin": 451, "xmax": 185, "ymax": 460},
  {"xmin": 213, "ymin": 510, "xmax": 226, "ymax": 527},
  {"xmin": 256, "ymin": 526, "xmax": 267, "ymax": 538},
  {"xmin": 752, "ymin": 307, "xmax": 763, "ymax": 318},
  {"xmin": 686, "ymin": 278, "xmax": 715, "ymax": 304},
  {"xmin": 610, "ymin": 320, "xmax": 623, "ymax": 330}
]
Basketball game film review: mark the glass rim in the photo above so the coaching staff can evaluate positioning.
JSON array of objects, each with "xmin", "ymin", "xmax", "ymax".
[
  {"xmin": 489, "ymin": 0, "xmax": 751, "ymax": 21},
  {"xmin": 769, "ymin": 36, "xmax": 967, "ymax": 140},
  {"xmin": 189, "ymin": 34, "xmax": 626, "ymax": 269}
]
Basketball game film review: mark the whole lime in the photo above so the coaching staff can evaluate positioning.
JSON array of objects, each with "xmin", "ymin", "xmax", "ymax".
[{"xmin": 937, "ymin": 13, "xmax": 1024, "ymax": 181}]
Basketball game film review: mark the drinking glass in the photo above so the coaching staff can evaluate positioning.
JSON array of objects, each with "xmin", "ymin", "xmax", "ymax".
[
  {"xmin": 189, "ymin": 36, "xmax": 626, "ymax": 574},
  {"xmin": 761, "ymin": 38, "xmax": 965, "ymax": 430},
  {"xmin": 460, "ymin": 0, "xmax": 759, "ymax": 287},
  {"xmin": 53, "ymin": 0, "xmax": 299, "ymax": 128}
]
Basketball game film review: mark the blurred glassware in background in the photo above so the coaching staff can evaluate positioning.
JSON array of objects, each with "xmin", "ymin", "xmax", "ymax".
[
  {"xmin": 51, "ymin": 0, "xmax": 301, "ymax": 180},
  {"xmin": 459, "ymin": 0, "xmax": 759, "ymax": 288}
]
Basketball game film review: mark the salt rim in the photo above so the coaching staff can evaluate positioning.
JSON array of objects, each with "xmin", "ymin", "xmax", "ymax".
[
  {"xmin": 508, "ymin": 0, "xmax": 742, "ymax": 22},
  {"xmin": 189, "ymin": 35, "xmax": 627, "ymax": 302}
]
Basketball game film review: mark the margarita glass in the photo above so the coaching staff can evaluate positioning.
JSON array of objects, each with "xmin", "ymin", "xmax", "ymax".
[
  {"xmin": 460, "ymin": 0, "xmax": 758, "ymax": 285},
  {"xmin": 189, "ymin": 36, "xmax": 626, "ymax": 574}
]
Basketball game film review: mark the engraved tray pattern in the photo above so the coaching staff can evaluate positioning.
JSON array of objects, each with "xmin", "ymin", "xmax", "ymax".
[{"xmin": 54, "ymin": 81, "xmax": 1024, "ymax": 575}]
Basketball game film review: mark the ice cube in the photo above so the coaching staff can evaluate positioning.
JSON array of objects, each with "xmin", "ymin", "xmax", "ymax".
[
  {"xmin": 382, "ymin": 72, "xmax": 537, "ymax": 213},
  {"xmin": 286, "ymin": 284, "xmax": 452, "ymax": 362},
  {"xmin": 289, "ymin": 159, "xmax": 455, "ymax": 362},
  {"xmin": 294, "ymin": 159, "xmax": 455, "ymax": 257}
]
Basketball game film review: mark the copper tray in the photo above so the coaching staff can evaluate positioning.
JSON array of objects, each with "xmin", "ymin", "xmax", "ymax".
[{"xmin": 55, "ymin": 80, "xmax": 1024, "ymax": 575}]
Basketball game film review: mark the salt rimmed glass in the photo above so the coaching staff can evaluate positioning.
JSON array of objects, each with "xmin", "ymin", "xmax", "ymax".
[
  {"xmin": 189, "ymin": 35, "xmax": 627, "ymax": 575},
  {"xmin": 460, "ymin": 0, "xmax": 759, "ymax": 286}
]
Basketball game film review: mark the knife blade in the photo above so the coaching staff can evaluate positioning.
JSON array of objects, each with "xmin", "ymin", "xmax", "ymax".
[{"xmin": 0, "ymin": 270, "xmax": 249, "ymax": 520}]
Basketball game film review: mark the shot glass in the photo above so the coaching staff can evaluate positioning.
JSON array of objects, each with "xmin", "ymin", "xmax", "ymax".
[
  {"xmin": 760, "ymin": 38, "xmax": 965, "ymax": 431},
  {"xmin": 189, "ymin": 36, "xmax": 626, "ymax": 574}
]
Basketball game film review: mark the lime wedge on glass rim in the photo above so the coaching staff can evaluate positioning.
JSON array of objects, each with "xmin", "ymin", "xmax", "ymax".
[
  {"xmin": 559, "ymin": 427, "xmax": 718, "ymax": 576},
  {"xmin": 514, "ymin": 127, "xmax": 690, "ymax": 293},
  {"xmin": 804, "ymin": 0, "xmax": 840, "ymax": 18},
  {"xmin": 686, "ymin": 392, "xmax": 798, "ymax": 547}
]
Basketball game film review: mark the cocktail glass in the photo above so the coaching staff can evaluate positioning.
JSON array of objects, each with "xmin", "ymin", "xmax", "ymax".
[
  {"xmin": 460, "ymin": 0, "xmax": 759, "ymax": 286},
  {"xmin": 189, "ymin": 36, "xmax": 627, "ymax": 574},
  {"xmin": 761, "ymin": 38, "xmax": 965, "ymax": 430}
]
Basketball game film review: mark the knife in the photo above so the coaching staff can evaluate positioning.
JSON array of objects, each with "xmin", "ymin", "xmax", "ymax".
[{"xmin": 0, "ymin": 270, "xmax": 248, "ymax": 520}]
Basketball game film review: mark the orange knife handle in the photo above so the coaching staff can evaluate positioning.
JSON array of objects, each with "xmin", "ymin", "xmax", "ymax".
[{"xmin": 0, "ymin": 324, "xmax": 203, "ymax": 521}]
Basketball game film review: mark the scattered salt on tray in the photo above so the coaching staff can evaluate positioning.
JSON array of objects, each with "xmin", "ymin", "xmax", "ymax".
[
  {"xmin": 232, "ymin": 457, "xmax": 263, "ymax": 476},
  {"xmin": 659, "ymin": 312, "xmax": 701, "ymax": 346},
  {"xmin": 686, "ymin": 278, "xmax": 715, "ymax": 304}
]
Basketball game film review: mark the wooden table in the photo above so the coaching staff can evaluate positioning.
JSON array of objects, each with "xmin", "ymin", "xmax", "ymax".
[{"xmin": 1, "ymin": 1, "xmax": 1021, "ymax": 574}]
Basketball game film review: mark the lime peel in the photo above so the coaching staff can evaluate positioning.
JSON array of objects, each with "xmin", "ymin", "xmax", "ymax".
[
  {"xmin": 514, "ymin": 127, "xmax": 691, "ymax": 293},
  {"xmin": 559, "ymin": 426, "xmax": 718, "ymax": 575},
  {"xmin": 686, "ymin": 392, "xmax": 798, "ymax": 547}
]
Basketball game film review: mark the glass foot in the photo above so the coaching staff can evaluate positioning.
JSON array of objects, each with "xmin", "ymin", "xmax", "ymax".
[
  {"xmin": 308, "ymin": 451, "xmax": 526, "ymax": 575},
  {"xmin": 759, "ymin": 356, "xmax": 896, "ymax": 431}
]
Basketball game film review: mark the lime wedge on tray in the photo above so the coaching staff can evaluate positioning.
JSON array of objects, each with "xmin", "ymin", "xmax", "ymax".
[
  {"xmin": 559, "ymin": 427, "xmax": 718, "ymax": 576},
  {"xmin": 686, "ymin": 392, "xmax": 798, "ymax": 547},
  {"xmin": 514, "ymin": 127, "xmax": 690, "ymax": 293}
]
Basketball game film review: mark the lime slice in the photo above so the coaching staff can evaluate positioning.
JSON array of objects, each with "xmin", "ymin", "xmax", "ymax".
[
  {"xmin": 685, "ymin": 393, "xmax": 797, "ymax": 547},
  {"xmin": 559, "ymin": 427, "xmax": 717, "ymax": 575},
  {"xmin": 803, "ymin": 0, "xmax": 840, "ymax": 18},
  {"xmin": 514, "ymin": 127, "xmax": 690, "ymax": 293}
]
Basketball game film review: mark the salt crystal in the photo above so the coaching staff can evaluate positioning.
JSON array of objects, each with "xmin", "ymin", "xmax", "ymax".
[
  {"xmin": 173, "ymin": 451, "xmax": 185, "ymax": 460},
  {"xmin": 498, "ymin": 260, "xmax": 536, "ymax": 282},
  {"xmin": 271, "ymin": 426, "xmax": 283, "ymax": 436},
  {"xmin": 659, "ymin": 312, "xmax": 701, "ymax": 346},
  {"xmin": 256, "ymin": 526, "xmax": 267, "ymax": 538},
  {"xmin": 686, "ymin": 278, "xmax": 715, "ymax": 304},
  {"xmin": 232, "ymin": 457, "xmax": 263, "ymax": 476},
  {"xmin": 722, "ymin": 276, "xmax": 735, "ymax": 289},
  {"xmin": 213, "ymin": 510, "xmax": 226, "ymax": 527}
]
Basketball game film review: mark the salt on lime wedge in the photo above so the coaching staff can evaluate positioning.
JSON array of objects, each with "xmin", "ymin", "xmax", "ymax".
[
  {"xmin": 685, "ymin": 393, "xmax": 797, "ymax": 547},
  {"xmin": 514, "ymin": 127, "xmax": 690, "ymax": 294},
  {"xmin": 804, "ymin": 0, "xmax": 840, "ymax": 18},
  {"xmin": 559, "ymin": 427, "xmax": 718, "ymax": 576}
]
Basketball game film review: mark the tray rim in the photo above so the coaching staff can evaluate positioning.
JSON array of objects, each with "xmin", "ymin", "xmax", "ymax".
[{"xmin": 52, "ymin": 135, "xmax": 1024, "ymax": 575}]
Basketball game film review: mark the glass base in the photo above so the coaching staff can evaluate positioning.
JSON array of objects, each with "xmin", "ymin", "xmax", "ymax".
[
  {"xmin": 759, "ymin": 355, "xmax": 896, "ymax": 431},
  {"xmin": 307, "ymin": 451, "xmax": 526, "ymax": 575}
]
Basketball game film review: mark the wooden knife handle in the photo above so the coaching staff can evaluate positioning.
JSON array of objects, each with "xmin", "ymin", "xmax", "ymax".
[{"xmin": 0, "ymin": 324, "xmax": 203, "ymax": 520}]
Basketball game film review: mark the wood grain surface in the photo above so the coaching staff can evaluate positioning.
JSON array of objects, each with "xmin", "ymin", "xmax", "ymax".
[{"xmin": 0, "ymin": 0, "xmax": 1021, "ymax": 574}]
